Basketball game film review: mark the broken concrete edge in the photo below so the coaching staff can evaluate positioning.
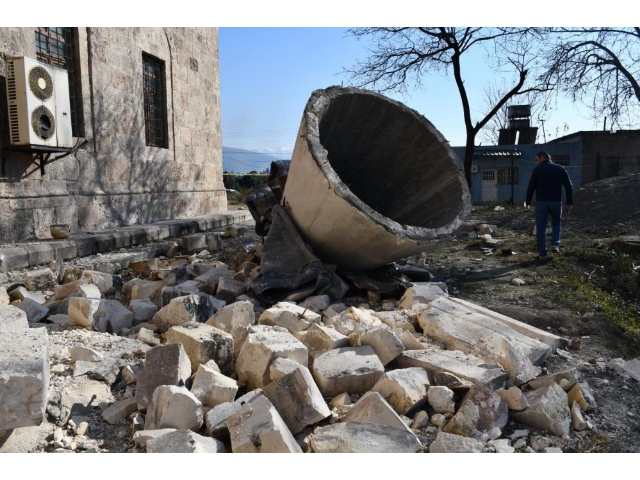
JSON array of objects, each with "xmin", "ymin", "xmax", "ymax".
[{"xmin": 0, "ymin": 210, "xmax": 252, "ymax": 273}]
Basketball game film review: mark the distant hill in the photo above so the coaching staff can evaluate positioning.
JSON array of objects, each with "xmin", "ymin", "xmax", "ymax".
[{"xmin": 223, "ymin": 146, "xmax": 290, "ymax": 173}]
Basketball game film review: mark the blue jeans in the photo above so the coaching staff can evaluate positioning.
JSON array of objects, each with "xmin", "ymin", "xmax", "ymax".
[{"xmin": 535, "ymin": 200, "xmax": 562, "ymax": 257}]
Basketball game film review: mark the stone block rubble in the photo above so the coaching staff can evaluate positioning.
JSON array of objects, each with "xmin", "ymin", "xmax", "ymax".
[{"xmin": 2, "ymin": 243, "xmax": 638, "ymax": 454}]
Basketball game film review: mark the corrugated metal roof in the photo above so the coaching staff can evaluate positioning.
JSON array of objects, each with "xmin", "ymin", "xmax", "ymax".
[{"xmin": 473, "ymin": 149, "xmax": 522, "ymax": 158}]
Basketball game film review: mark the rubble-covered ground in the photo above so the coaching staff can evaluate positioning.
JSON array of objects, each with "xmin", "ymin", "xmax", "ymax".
[{"xmin": 1, "ymin": 175, "xmax": 640, "ymax": 455}]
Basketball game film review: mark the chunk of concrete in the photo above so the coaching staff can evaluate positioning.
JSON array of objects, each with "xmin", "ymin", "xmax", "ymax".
[
  {"xmin": 17, "ymin": 298, "xmax": 49, "ymax": 324},
  {"xmin": 394, "ymin": 348, "xmax": 506, "ymax": 391},
  {"xmin": 0, "ymin": 305, "xmax": 29, "ymax": 332},
  {"xmin": 400, "ymin": 330, "xmax": 427, "ymax": 350},
  {"xmin": 370, "ymin": 368, "xmax": 430, "ymax": 415},
  {"xmin": 125, "ymin": 279, "xmax": 163, "ymax": 305},
  {"xmin": 182, "ymin": 234, "xmax": 206, "ymax": 252},
  {"xmin": 310, "ymin": 422, "xmax": 421, "ymax": 453},
  {"xmin": 101, "ymin": 397, "xmax": 138, "ymax": 425},
  {"xmin": 26, "ymin": 268, "xmax": 56, "ymax": 292},
  {"xmin": 0, "ymin": 328, "xmax": 49, "ymax": 430},
  {"xmin": 146, "ymin": 429, "xmax": 225, "ymax": 453},
  {"xmin": 215, "ymin": 277, "xmax": 247, "ymax": 304},
  {"xmin": 311, "ymin": 346, "xmax": 385, "ymax": 398},
  {"xmin": 324, "ymin": 306, "xmax": 382, "ymax": 335},
  {"xmin": 259, "ymin": 301, "xmax": 321, "ymax": 334},
  {"xmin": 137, "ymin": 327, "xmax": 161, "ymax": 346},
  {"xmin": 144, "ymin": 385, "xmax": 203, "ymax": 431},
  {"xmin": 426, "ymin": 386, "xmax": 456, "ymax": 414},
  {"xmin": 153, "ymin": 293, "xmax": 225, "ymax": 333},
  {"xmin": 295, "ymin": 323, "xmax": 349, "ymax": 353},
  {"xmin": 263, "ymin": 365, "xmax": 331, "ymax": 434},
  {"xmin": 511, "ymin": 383, "xmax": 571, "ymax": 437},
  {"xmin": 497, "ymin": 386, "xmax": 529, "ymax": 411},
  {"xmin": 567, "ymin": 382, "xmax": 597, "ymax": 412},
  {"xmin": 190, "ymin": 363, "xmax": 238, "ymax": 408},
  {"xmin": 68, "ymin": 297, "xmax": 133, "ymax": 333},
  {"xmin": 398, "ymin": 283, "xmax": 447, "ymax": 309},
  {"xmin": 360, "ymin": 326, "xmax": 404, "ymax": 366},
  {"xmin": 417, "ymin": 303, "xmax": 543, "ymax": 384},
  {"xmin": 236, "ymin": 325, "xmax": 308, "ymax": 390},
  {"xmin": 165, "ymin": 322, "xmax": 234, "ymax": 376},
  {"xmin": 135, "ymin": 343, "xmax": 192, "ymax": 409},
  {"xmin": 493, "ymin": 438, "xmax": 515, "ymax": 453},
  {"xmin": 269, "ymin": 357, "xmax": 305, "ymax": 382},
  {"xmin": 227, "ymin": 393, "xmax": 302, "ymax": 453},
  {"xmin": 429, "ymin": 431, "xmax": 484, "ymax": 453}
]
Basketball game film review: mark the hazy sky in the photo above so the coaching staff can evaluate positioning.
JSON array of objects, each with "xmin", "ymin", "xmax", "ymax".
[{"xmin": 218, "ymin": 25, "xmax": 622, "ymax": 163}]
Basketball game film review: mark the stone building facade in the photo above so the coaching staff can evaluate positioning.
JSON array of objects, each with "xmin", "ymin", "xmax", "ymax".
[{"xmin": 0, "ymin": 27, "xmax": 225, "ymax": 243}]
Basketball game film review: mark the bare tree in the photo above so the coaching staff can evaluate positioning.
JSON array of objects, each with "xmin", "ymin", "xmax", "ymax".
[
  {"xmin": 540, "ymin": 28, "xmax": 640, "ymax": 129},
  {"xmin": 344, "ymin": 27, "xmax": 547, "ymax": 189}
]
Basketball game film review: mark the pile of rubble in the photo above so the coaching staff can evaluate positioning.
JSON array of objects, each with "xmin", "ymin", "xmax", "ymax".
[{"xmin": 3, "ymin": 235, "xmax": 639, "ymax": 453}]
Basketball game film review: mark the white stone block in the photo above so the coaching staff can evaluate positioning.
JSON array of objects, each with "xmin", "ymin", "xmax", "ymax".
[
  {"xmin": 371, "ymin": 368, "xmax": 430, "ymax": 415},
  {"xmin": 426, "ymin": 386, "xmax": 456, "ymax": 414},
  {"xmin": 17, "ymin": 298, "xmax": 49, "ymax": 323},
  {"xmin": 80, "ymin": 270, "xmax": 115, "ymax": 295},
  {"xmin": 0, "ymin": 305, "xmax": 29, "ymax": 332},
  {"xmin": 190, "ymin": 363, "xmax": 238, "ymax": 408},
  {"xmin": 295, "ymin": 323, "xmax": 349, "ymax": 353},
  {"xmin": 236, "ymin": 325, "xmax": 308, "ymax": 390},
  {"xmin": 444, "ymin": 386, "xmax": 508, "ymax": 440},
  {"xmin": 0, "ymin": 328, "xmax": 49, "ymax": 430},
  {"xmin": 144, "ymin": 385, "xmax": 203, "ymax": 431},
  {"xmin": 567, "ymin": 382, "xmax": 597, "ymax": 412},
  {"xmin": 259, "ymin": 301, "xmax": 321, "ymax": 333},
  {"xmin": 511, "ymin": 383, "xmax": 571, "ymax": 437},
  {"xmin": 102, "ymin": 397, "xmax": 138, "ymax": 425},
  {"xmin": 311, "ymin": 346, "xmax": 385, "ymax": 398},
  {"xmin": 263, "ymin": 365, "xmax": 331, "ymax": 435},
  {"xmin": 429, "ymin": 431, "xmax": 484, "ymax": 453},
  {"xmin": 324, "ymin": 306, "xmax": 382, "ymax": 335},
  {"xmin": 68, "ymin": 297, "xmax": 133, "ymax": 333},
  {"xmin": 623, "ymin": 358, "xmax": 640, "ymax": 382},
  {"xmin": 360, "ymin": 326, "xmax": 404, "ymax": 365},
  {"xmin": 497, "ymin": 386, "xmax": 529, "ymax": 410},
  {"xmin": 135, "ymin": 343, "xmax": 192, "ymax": 409},
  {"xmin": 146, "ymin": 429, "xmax": 225, "ymax": 453},
  {"xmin": 398, "ymin": 283, "xmax": 447, "ymax": 309},
  {"xmin": 310, "ymin": 422, "xmax": 421, "ymax": 453},
  {"xmin": 227, "ymin": 393, "xmax": 302, "ymax": 453},
  {"xmin": 153, "ymin": 293, "xmax": 224, "ymax": 333},
  {"xmin": 165, "ymin": 322, "xmax": 234, "ymax": 375},
  {"xmin": 129, "ymin": 299, "xmax": 159, "ymax": 324},
  {"xmin": 26, "ymin": 268, "xmax": 56, "ymax": 291},
  {"xmin": 68, "ymin": 346, "xmax": 103, "ymax": 362}
]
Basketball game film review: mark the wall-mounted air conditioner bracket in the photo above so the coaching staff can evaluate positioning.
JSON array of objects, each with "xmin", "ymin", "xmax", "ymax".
[{"xmin": 2, "ymin": 144, "xmax": 75, "ymax": 177}]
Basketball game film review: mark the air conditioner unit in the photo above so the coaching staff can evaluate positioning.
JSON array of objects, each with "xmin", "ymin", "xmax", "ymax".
[{"xmin": 5, "ymin": 56, "xmax": 73, "ymax": 148}]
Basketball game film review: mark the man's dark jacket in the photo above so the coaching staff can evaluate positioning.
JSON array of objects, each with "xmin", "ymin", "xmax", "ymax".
[{"xmin": 526, "ymin": 160, "xmax": 573, "ymax": 205}]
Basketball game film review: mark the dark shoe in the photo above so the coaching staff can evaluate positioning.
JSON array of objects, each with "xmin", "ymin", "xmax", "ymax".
[
  {"xmin": 551, "ymin": 246, "xmax": 560, "ymax": 254},
  {"xmin": 537, "ymin": 255, "xmax": 552, "ymax": 263}
]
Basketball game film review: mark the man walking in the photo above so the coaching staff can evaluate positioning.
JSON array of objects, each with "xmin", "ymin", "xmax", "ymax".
[{"xmin": 525, "ymin": 151, "xmax": 573, "ymax": 259}]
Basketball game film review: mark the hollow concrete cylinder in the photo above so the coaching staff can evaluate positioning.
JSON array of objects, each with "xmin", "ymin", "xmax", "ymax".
[{"xmin": 281, "ymin": 86, "xmax": 472, "ymax": 271}]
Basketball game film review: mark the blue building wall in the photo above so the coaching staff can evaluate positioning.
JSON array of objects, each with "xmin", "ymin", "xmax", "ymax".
[{"xmin": 452, "ymin": 140, "xmax": 583, "ymax": 204}]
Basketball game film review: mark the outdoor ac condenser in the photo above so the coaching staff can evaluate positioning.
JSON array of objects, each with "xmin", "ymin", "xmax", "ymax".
[{"xmin": 5, "ymin": 56, "xmax": 73, "ymax": 148}]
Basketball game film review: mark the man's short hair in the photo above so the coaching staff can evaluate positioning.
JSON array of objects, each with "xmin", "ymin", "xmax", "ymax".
[{"xmin": 536, "ymin": 151, "xmax": 551, "ymax": 161}]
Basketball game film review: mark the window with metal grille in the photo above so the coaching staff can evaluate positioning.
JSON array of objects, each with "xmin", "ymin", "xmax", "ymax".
[
  {"xmin": 35, "ymin": 27, "xmax": 83, "ymax": 137},
  {"xmin": 497, "ymin": 167, "xmax": 518, "ymax": 184},
  {"xmin": 554, "ymin": 154, "xmax": 570, "ymax": 166},
  {"xmin": 481, "ymin": 170, "xmax": 495, "ymax": 181},
  {"xmin": 143, "ymin": 53, "xmax": 168, "ymax": 148}
]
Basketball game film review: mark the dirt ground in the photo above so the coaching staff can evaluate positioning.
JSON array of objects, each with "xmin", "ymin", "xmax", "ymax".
[{"xmin": 2, "ymin": 176, "xmax": 640, "ymax": 454}]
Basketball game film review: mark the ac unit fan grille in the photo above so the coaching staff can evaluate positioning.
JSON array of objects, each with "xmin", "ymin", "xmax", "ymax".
[
  {"xmin": 31, "ymin": 105, "xmax": 56, "ymax": 140},
  {"xmin": 6, "ymin": 62, "xmax": 17, "ymax": 101},
  {"xmin": 9, "ymin": 104, "xmax": 20, "ymax": 143},
  {"xmin": 28, "ymin": 66, "xmax": 54, "ymax": 101}
]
